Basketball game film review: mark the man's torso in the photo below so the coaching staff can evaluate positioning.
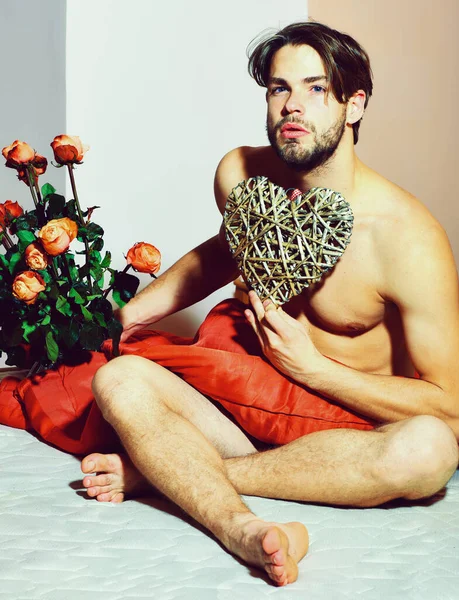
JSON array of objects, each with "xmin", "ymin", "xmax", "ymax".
[{"xmin": 217, "ymin": 146, "xmax": 439, "ymax": 377}]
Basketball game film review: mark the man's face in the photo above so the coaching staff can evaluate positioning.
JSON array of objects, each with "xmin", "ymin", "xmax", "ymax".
[{"xmin": 266, "ymin": 44, "xmax": 347, "ymax": 172}]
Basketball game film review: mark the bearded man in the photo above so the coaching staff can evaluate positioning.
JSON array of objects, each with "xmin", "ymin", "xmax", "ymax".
[{"xmin": 80, "ymin": 22, "xmax": 459, "ymax": 586}]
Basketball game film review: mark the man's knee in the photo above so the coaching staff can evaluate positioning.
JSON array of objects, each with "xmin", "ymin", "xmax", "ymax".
[
  {"xmin": 376, "ymin": 416, "xmax": 458, "ymax": 500},
  {"xmin": 92, "ymin": 355, "xmax": 159, "ymax": 419}
]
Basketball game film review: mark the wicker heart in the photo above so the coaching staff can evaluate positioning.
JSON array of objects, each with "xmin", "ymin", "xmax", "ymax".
[{"xmin": 223, "ymin": 176, "xmax": 353, "ymax": 306}]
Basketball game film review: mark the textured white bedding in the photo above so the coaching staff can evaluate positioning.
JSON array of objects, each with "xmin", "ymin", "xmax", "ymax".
[{"xmin": 1, "ymin": 424, "xmax": 458, "ymax": 600}]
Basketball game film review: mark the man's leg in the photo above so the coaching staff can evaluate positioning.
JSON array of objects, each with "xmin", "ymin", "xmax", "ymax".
[
  {"xmin": 225, "ymin": 417, "xmax": 459, "ymax": 507},
  {"xmin": 82, "ymin": 355, "xmax": 309, "ymax": 586}
]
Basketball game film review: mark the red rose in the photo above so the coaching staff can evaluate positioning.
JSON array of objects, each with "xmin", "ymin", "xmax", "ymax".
[
  {"xmin": 12, "ymin": 271, "xmax": 46, "ymax": 305},
  {"xmin": 0, "ymin": 201, "xmax": 23, "ymax": 227},
  {"xmin": 2, "ymin": 140, "xmax": 35, "ymax": 167},
  {"xmin": 126, "ymin": 242, "xmax": 161, "ymax": 274},
  {"xmin": 50, "ymin": 135, "xmax": 89, "ymax": 165}
]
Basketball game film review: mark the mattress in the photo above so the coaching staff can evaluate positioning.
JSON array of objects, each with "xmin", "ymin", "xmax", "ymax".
[{"xmin": 1, "ymin": 423, "xmax": 458, "ymax": 600}]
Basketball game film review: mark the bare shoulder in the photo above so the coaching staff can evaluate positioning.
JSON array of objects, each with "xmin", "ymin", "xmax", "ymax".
[
  {"xmin": 213, "ymin": 145, "xmax": 273, "ymax": 214},
  {"xmin": 364, "ymin": 170, "xmax": 458, "ymax": 302}
]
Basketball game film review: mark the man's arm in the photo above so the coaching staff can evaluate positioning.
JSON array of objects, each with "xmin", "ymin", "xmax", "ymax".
[
  {"xmin": 119, "ymin": 149, "xmax": 243, "ymax": 340},
  {"xmin": 245, "ymin": 221, "xmax": 459, "ymax": 439}
]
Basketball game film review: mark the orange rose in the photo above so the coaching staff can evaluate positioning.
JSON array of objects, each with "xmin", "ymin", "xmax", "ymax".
[
  {"xmin": 25, "ymin": 242, "xmax": 49, "ymax": 270},
  {"xmin": 38, "ymin": 217, "xmax": 78, "ymax": 256},
  {"xmin": 12, "ymin": 271, "xmax": 46, "ymax": 305},
  {"xmin": 0, "ymin": 201, "xmax": 23, "ymax": 227},
  {"xmin": 126, "ymin": 242, "xmax": 161, "ymax": 274},
  {"xmin": 2, "ymin": 140, "xmax": 35, "ymax": 167},
  {"xmin": 50, "ymin": 135, "xmax": 89, "ymax": 165},
  {"xmin": 17, "ymin": 154, "xmax": 48, "ymax": 186}
]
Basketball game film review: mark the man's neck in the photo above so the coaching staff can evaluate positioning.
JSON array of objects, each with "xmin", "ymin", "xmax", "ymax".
[{"xmin": 285, "ymin": 144, "xmax": 362, "ymax": 201}]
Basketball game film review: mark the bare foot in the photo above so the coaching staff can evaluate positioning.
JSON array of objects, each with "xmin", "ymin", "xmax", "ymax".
[
  {"xmin": 81, "ymin": 453, "xmax": 148, "ymax": 502},
  {"xmin": 224, "ymin": 516, "xmax": 309, "ymax": 586}
]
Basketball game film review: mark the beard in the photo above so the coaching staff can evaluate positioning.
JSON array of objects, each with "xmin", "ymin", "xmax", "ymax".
[{"xmin": 267, "ymin": 112, "xmax": 347, "ymax": 173}]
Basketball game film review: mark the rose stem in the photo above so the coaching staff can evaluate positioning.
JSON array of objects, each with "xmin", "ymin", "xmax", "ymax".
[
  {"xmin": 1, "ymin": 231, "xmax": 14, "ymax": 249},
  {"xmin": 66, "ymin": 165, "xmax": 85, "ymax": 223},
  {"xmin": 26, "ymin": 166, "xmax": 45, "ymax": 225},
  {"xmin": 61, "ymin": 253, "xmax": 73, "ymax": 283},
  {"xmin": 66, "ymin": 164, "xmax": 93, "ymax": 292},
  {"xmin": 51, "ymin": 257, "xmax": 60, "ymax": 280},
  {"xmin": 102, "ymin": 264, "xmax": 131, "ymax": 299}
]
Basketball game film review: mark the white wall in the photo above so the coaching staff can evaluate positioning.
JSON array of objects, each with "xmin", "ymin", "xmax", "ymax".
[
  {"xmin": 0, "ymin": 0, "xmax": 66, "ymax": 213},
  {"xmin": 66, "ymin": 0, "xmax": 308, "ymax": 335}
]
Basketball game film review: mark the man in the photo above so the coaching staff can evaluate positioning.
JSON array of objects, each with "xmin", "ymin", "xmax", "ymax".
[{"xmin": 81, "ymin": 22, "xmax": 459, "ymax": 586}]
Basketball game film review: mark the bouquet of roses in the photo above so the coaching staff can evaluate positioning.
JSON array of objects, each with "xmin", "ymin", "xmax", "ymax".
[{"xmin": 0, "ymin": 136, "xmax": 161, "ymax": 373}]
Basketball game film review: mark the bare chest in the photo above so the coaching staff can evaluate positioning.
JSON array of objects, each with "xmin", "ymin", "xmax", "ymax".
[{"xmin": 285, "ymin": 226, "xmax": 385, "ymax": 334}]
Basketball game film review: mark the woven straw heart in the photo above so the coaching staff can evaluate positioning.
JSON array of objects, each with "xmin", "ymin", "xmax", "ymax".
[{"xmin": 223, "ymin": 176, "xmax": 353, "ymax": 306}]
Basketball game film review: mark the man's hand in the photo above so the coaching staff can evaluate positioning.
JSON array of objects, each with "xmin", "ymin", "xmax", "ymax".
[
  {"xmin": 244, "ymin": 290, "xmax": 324, "ymax": 382},
  {"xmin": 114, "ymin": 303, "xmax": 149, "ymax": 343}
]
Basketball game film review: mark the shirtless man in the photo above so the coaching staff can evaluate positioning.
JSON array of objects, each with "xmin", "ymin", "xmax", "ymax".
[{"xmin": 81, "ymin": 22, "xmax": 459, "ymax": 586}]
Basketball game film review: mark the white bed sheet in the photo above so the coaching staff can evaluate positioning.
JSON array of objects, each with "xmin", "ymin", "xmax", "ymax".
[{"xmin": 1, "ymin": 424, "xmax": 458, "ymax": 600}]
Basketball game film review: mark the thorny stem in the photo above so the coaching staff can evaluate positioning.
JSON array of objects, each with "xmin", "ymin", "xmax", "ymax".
[{"xmin": 66, "ymin": 164, "xmax": 93, "ymax": 292}]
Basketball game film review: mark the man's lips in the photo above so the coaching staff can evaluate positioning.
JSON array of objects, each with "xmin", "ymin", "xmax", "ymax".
[{"xmin": 280, "ymin": 123, "xmax": 310, "ymax": 139}]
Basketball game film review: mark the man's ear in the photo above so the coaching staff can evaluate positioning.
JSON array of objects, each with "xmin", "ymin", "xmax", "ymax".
[{"xmin": 346, "ymin": 90, "xmax": 366, "ymax": 124}]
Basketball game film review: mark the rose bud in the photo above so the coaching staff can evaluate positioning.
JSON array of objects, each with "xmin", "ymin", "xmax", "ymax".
[
  {"xmin": 126, "ymin": 242, "xmax": 161, "ymax": 275},
  {"xmin": 2, "ymin": 140, "xmax": 35, "ymax": 167},
  {"xmin": 38, "ymin": 217, "xmax": 78, "ymax": 256},
  {"xmin": 3, "ymin": 200, "xmax": 23, "ymax": 222},
  {"xmin": 12, "ymin": 271, "xmax": 46, "ymax": 305},
  {"xmin": 50, "ymin": 135, "xmax": 89, "ymax": 165},
  {"xmin": 25, "ymin": 242, "xmax": 49, "ymax": 270}
]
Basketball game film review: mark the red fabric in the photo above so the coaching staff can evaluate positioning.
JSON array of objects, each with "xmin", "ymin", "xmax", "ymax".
[{"xmin": 0, "ymin": 298, "xmax": 375, "ymax": 454}]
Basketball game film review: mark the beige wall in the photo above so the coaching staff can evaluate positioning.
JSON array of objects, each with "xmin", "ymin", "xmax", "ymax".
[{"xmin": 309, "ymin": 0, "xmax": 459, "ymax": 268}]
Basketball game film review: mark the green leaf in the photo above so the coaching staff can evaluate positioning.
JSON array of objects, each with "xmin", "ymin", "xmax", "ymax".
[
  {"xmin": 90, "ymin": 237, "xmax": 104, "ymax": 252},
  {"xmin": 112, "ymin": 271, "xmax": 140, "ymax": 305},
  {"xmin": 45, "ymin": 330, "xmax": 59, "ymax": 362},
  {"xmin": 56, "ymin": 295, "xmax": 73, "ymax": 317},
  {"xmin": 64, "ymin": 199, "xmax": 79, "ymax": 221},
  {"xmin": 68, "ymin": 287, "xmax": 85, "ymax": 304},
  {"xmin": 61, "ymin": 318, "xmax": 80, "ymax": 349},
  {"xmin": 112, "ymin": 289, "xmax": 126, "ymax": 309},
  {"xmin": 46, "ymin": 194, "xmax": 66, "ymax": 219},
  {"xmin": 7, "ymin": 252, "xmax": 22, "ymax": 275},
  {"xmin": 93, "ymin": 311, "xmax": 107, "ymax": 328},
  {"xmin": 101, "ymin": 251, "xmax": 111, "ymax": 269},
  {"xmin": 80, "ymin": 305, "xmax": 93, "ymax": 321},
  {"xmin": 16, "ymin": 230, "xmax": 36, "ymax": 244},
  {"xmin": 41, "ymin": 183, "xmax": 56, "ymax": 199},
  {"xmin": 41, "ymin": 314, "xmax": 51, "ymax": 326},
  {"xmin": 79, "ymin": 322, "xmax": 105, "ymax": 351},
  {"xmin": 21, "ymin": 320, "xmax": 38, "ymax": 343},
  {"xmin": 78, "ymin": 222, "xmax": 104, "ymax": 242}
]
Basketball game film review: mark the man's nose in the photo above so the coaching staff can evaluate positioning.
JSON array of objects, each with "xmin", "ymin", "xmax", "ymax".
[{"xmin": 283, "ymin": 91, "xmax": 305, "ymax": 115}]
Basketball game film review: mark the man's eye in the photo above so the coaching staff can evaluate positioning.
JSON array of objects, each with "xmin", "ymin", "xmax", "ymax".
[
  {"xmin": 312, "ymin": 85, "xmax": 326, "ymax": 93},
  {"xmin": 271, "ymin": 86, "xmax": 287, "ymax": 94}
]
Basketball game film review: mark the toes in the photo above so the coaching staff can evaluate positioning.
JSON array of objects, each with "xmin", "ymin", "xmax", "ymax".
[
  {"xmin": 83, "ymin": 474, "xmax": 112, "ymax": 488},
  {"xmin": 96, "ymin": 490, "xmax": 124, "ymax": 503},
  {"xmin": 81, "ymin": 452, "xmax": 108, "ymax": 474}
]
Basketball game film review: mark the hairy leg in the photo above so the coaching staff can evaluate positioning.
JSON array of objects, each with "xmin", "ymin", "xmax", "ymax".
[
  {"xmin": 85, "ymin": 416, "xmax": 458, "ymax": 508},
  {"xmin": 225, "ymin": 416, "xmax": 459, "ymax": 507},
  {"xmin": 83, "ymin": 355, "xmax": 308, "ymax": 586}
]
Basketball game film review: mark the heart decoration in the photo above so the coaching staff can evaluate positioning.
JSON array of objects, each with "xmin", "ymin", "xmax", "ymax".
[{"xmin": 223, "ymin": 176, "xmax": 353, "ymax": 306}]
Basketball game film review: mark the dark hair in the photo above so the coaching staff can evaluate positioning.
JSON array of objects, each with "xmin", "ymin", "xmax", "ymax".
[{"xmin": 247, "ymin": 21, "xmax": 373, "ymax": 144}]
